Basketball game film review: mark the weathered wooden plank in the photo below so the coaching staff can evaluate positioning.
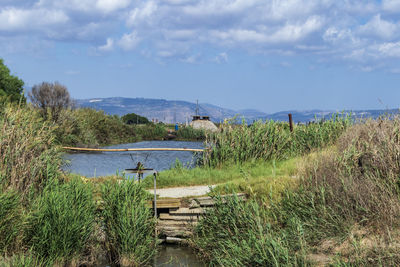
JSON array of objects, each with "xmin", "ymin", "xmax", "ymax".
[
  {"xmin": 169, "ymin": 207, "xmax": 206, "ymax": 215},
  {"xmin": 159, "ymin": 213, "xmax": 199, "ymax": 221},
  {"xmin": 147, "ymin": 199, "xmax": 181, "ymax": 209}
]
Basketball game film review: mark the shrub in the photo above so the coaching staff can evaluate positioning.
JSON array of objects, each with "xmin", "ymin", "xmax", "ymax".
[
  {"xmin": 101, "ymin": 181, "xmax": 156, "ymax": 266},
  {"xmin": 26, "ymin": 179, "xmax": 96, "ymax": 265}
]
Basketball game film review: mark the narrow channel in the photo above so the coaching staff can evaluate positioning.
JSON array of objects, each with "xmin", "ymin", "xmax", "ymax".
[{"xmin": 63, "ymin": 140, "xmax": 205, "ymax": 266}]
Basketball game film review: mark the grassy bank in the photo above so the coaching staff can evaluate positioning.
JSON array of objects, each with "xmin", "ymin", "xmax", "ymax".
[
  {"xmin": 0, "ymin": 105, "xmax": 156, "ymax": 266},
  {"xmin": 191, "ymin": 116, "xmax": 400, "ymax": 266}
]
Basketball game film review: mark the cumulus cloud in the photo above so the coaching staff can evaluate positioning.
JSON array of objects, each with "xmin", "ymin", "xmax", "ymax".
[{"xmin": 3, "ymin": 0, "xmax": 400, "ymax": 70}]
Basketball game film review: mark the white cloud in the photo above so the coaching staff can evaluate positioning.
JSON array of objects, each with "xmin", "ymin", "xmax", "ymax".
[
  {"xmin": 98, "ymin": 38, "xmax": 114, "ymax": 51},
  {"xmin": 118, "ymin": 31, "xmax": 140, "ymax": 51},
  {"xmin": 0, "ymin": 7, "xmax": 68, "ymax": 31},
  {"xmin": 382, "ymin": 0, "xmax": 400, "ymax": 12},
  {"xmin": 358, "ymin": 14, "xmax": 399, "ymax": 40}
]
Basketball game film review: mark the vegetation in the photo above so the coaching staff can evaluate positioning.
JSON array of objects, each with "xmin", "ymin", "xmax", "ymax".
[
  {"xmin": 192, "ymin": 116, "xmax": 400, "ymax": 266},
  {"xmin": 122, "ymin": 112, "xmax": 150, "ymax": 125},
  {"xmin": 204, "ymin": 115, "xmax": 351, "ymax": 166},
  {"xmin": 26, "ymin": 179, "xmax": 96, "ymax": 265},
  {"xmin": 176, "ymin": 126, "xmax": 206, "ymax": 140},
  {"xmin": 29, "ymin": 82, "xmax": 72, "ymax": 122},
  {"xmin": 0, "ymin": 58, "xmax": 25, "ymax": 103},
  {"xmin": 101, "ymin": 181, "xmax": 156, "ymax": 266}
]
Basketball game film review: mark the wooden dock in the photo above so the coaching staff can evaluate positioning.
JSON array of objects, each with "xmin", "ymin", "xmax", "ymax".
[{"xmin": 154, "ymin": 193, "xmax": 247, "ymax": 244}]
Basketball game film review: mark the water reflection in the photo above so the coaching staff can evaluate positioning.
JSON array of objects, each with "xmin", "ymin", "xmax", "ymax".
[{"xmin": 62, "ymin": 141, "xmax": 203, "ymax": 178}]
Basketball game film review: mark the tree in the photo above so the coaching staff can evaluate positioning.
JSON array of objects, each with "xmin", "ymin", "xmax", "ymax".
[
  {"xmin": 0, "ymin": 58, "xmax": 25, "ymax": 103},
  {"xmin": 29, "ymin": 82, "xmax": 72, "ymax": 122},
  {"xmin": 121, "ymin": 113, "xmax": 150, "ymax": 125}
]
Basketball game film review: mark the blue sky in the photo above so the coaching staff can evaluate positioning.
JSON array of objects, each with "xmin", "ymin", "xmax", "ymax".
[{"xmin": 1, "ymin": 0, "xmax": 400, "ymax": 113}]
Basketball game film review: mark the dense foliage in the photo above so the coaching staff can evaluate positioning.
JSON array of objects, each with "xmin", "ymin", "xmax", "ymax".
[
  {"xmin": 101, "ymin": 181, "xmax": 156, "ymax": 266},
  {"xmin": 204, "ymin": 115, "xmax": 351, "ymax": 166},
  {"xmin": 121, "ymin": 112, "xmax": 150, "ymax": 124},
  {"xmin": 0, "ymin": 59, "xmax": 25, "ymax": 103}
]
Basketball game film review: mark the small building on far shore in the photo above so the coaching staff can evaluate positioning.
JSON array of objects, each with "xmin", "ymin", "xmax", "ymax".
[{"xmin": 190, "ymin": 115, "xmax": 219, "ymax": 132}]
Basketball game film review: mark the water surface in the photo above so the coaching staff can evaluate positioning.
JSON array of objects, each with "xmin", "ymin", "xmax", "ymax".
[{"xmin": 63, "ymin": 141, "xmax": 203, "ymax": 177}]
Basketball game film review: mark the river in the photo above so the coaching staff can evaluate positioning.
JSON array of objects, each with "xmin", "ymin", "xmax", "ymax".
[
  {"xmin": 62, "ymin": 140, "xmax": 204, "ymax": 178},
  {"xmin": 62, "ymin": 140, "xmax": 205, "ymax": 267}
]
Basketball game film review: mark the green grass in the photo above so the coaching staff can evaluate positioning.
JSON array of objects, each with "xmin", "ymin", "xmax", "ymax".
[
  {"xmin": 25, "ymin": 178, "xmax": 96, "ymax": 265},
  {"xmin": 101, "ymin": 180, "xmax": 156, "ymax": 266},
  {"xmin": 142, "ymin": 157, "xmax": 299, "ymax": 193},
  {"xmin": 204, "ymin": 115, "xmax": 351, "ymax": 167}
]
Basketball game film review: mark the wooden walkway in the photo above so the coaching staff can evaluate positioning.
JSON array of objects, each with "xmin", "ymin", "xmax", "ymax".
[
  {"xmin": 62, "ymin": 146, "xmax": 205, "ymax": 152},
  {"xmin": 155, "ymin": 194, "xmax": 247, "ymax": 244}
]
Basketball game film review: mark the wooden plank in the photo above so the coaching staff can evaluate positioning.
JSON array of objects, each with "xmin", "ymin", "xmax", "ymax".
[
  {"xmin": 159, "ymin": 213, "xmax": 199, "ymax": 221},
  {"xmin": 169, "ymin": 207, "xmax": 206, "ymax": 215},
  {"xmin": 62, "ymin": 146, "xmax": 205, "ymax": 152},
  {"xmin": 147, "ymin": 199, "xmax": 181, "ymax": 209}
]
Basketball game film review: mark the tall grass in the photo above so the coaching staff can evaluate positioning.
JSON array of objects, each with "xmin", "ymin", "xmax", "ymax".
[
  {"xmin": 101, "ymin": 180, "xmax": 156, "ymax": 266},
  {"xmin": 193, "ymin": 194, "xmax": 306, "ymax": 266},
  {"xmin": 26, "ymin": 178, "xmax": 96, "ymax": 265},
  {"xmin": 0, "ymin": 105, "xmax": 61, "ymax": 197},
  {"xmin": 194, "ymin": 116, "xmax": 400, "ymax": 265},
  {"xmin": 0, "ymin": 190, "xmax": 23, "ymax": 256},
  {"xmin": 176, "ymin": 126, "xmax": 205, "ymax": 140},
  {"xmin": 204, "ymin": 114, "xmax": 351, "ymax": 166}
]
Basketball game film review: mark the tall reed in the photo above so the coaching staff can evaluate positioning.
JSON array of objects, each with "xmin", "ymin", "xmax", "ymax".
[
  {"xmin": 101, "ymin": 180, "xmax": 156, "ymax": 266},
  {"xmin": 204, "ymin": 114, "xmax": 351, "ymax": 166},
  {"xmin": 0, "ymin": 105, "xmax": 61, "ymax": 197},
  {"xmin": 0, "ymin": 190, "xmax": 23, "ymax": 256},
  {"xmin": 26, "ymin": 178, "xmax": 96, "ymax": 265}
]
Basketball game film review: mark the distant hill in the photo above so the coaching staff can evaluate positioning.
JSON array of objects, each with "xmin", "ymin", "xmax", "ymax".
[{"xmin": 76, "ymin": 97, "xmax": 399, "ymax": 123}]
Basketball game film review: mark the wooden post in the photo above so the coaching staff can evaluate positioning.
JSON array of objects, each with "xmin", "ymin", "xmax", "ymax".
[
  {"xmin": 153, "ymin": 172, "xmax": 158, "ymax": 237},
  {"xmin": 288, "ymin": 113, "xmax": 294, "ymax": 132}
]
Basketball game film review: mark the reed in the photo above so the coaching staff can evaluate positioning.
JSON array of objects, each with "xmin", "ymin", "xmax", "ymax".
[
  {"xmin": 0, "ymin": 105, "xmax": 62, "ymax": 197},
  {"xmin": 204, "ymin": 114, "xmax": 351, "ymax": 166},
  {"xmin": 101, "ymin": 180, "xmax": 156, "ymax": 266},
  {"xmin": 0, "ymin": 190, "xmax": 24, "ymax": 256},
  {"xmin": 25, "ymin": 178, "xmax": 96, "ymax": 265}
]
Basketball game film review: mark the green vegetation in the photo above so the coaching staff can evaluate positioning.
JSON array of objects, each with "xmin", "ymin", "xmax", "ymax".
[
  {"xmin": 176, "ymin": 126, "xmax": 206, "ymax": 140},
  {"xmin": 122, "ymin": 112, "xmax": 150, "ymax": 124},
  {"xmin": 0, "ymin": 59, "xmax": 25, "ymax": 103},
  {"xmin": 101, "ymin": 181, "xmax": 156, "ymax": 266},
  {"xmin": 191, "ymin": 116, "xmax": 400, "ymax": 266},
  {"xmin": 204, "ymin": 115, "xmax": 351, "ymax": 166},
  {"xmin": 0, "ymin": 105, "xmax": 157, "ymax": 266},
  {"xmin": 26, "ymin": 179, "xmax": 96, "ymax": 265}
]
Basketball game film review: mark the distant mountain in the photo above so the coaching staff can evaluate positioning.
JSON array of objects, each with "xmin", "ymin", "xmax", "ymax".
[{"xmin": 76, "ymin": 97, "xmax": 399, "ymax": 123}]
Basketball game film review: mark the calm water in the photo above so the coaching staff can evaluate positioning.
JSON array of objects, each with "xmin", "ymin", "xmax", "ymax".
[
  {"xmin": 62, "ymin": 140, "xmax": 205, "ymax": 266},
  {"xmin": 62, "ymin": 140, "xmax": 203, "ymax": 178}
]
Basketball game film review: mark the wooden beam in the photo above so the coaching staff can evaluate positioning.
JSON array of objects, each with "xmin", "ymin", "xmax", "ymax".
[{"xmin": 62, "ymin": 146, "xmax": 205, "ymax": 152}]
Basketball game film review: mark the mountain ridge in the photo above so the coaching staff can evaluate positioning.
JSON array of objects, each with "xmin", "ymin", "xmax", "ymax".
[{"xmin": 76, "ymin": 97, "xmax": 399, "ymax": 123}]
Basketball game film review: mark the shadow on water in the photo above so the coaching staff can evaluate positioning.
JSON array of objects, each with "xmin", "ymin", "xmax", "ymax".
[{"xmin": 153, "ymin": 245, "xmax": 205, "ymax": 267}]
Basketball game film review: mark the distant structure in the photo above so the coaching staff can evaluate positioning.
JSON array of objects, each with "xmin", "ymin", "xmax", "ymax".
[{"xmin": 190, "ymin": 100, "xmax": 218, "ymax": 132}]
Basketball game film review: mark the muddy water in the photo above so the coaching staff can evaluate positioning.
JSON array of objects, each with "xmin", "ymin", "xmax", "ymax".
[{"xmin": 153, "ymin": 245, "xmax": 205, "ymax": 267}]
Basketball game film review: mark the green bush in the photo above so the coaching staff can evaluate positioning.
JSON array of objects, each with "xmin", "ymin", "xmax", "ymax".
[
  {"xmin": 176, "ymin": 126, "xmax": 205, "ymax": 140},
  {"xmin": 101, "ymin": 181, "xmax": 156, "ymax": 266},
  {"xmin": 122, "ymin": 113, "xmax": 150, "ymax": 125},
  {"xmin": 26, "ymin": 179, "xmax": 96, "ymax": 265}
]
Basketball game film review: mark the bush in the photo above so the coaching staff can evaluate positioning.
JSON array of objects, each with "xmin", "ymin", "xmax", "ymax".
[
  {"xmin": 122, "ymin": 113, "xmax": 150, "ymax": 125},
  {"xmin": 101, "ymin": 181, "xmax": 156, "ymax": 266},
  {"xmin": 176, "ymin": 126, "xmax": 205, "ymax": 140},
  {"xmin": 26, "ymin": 179, "xmax": 96, "ymax": 265}
]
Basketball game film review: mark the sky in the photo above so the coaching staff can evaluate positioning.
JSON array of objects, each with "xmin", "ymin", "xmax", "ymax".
[{"xmin": 1, "ymin": 0, "xmax": 400, "ymax": 113}]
